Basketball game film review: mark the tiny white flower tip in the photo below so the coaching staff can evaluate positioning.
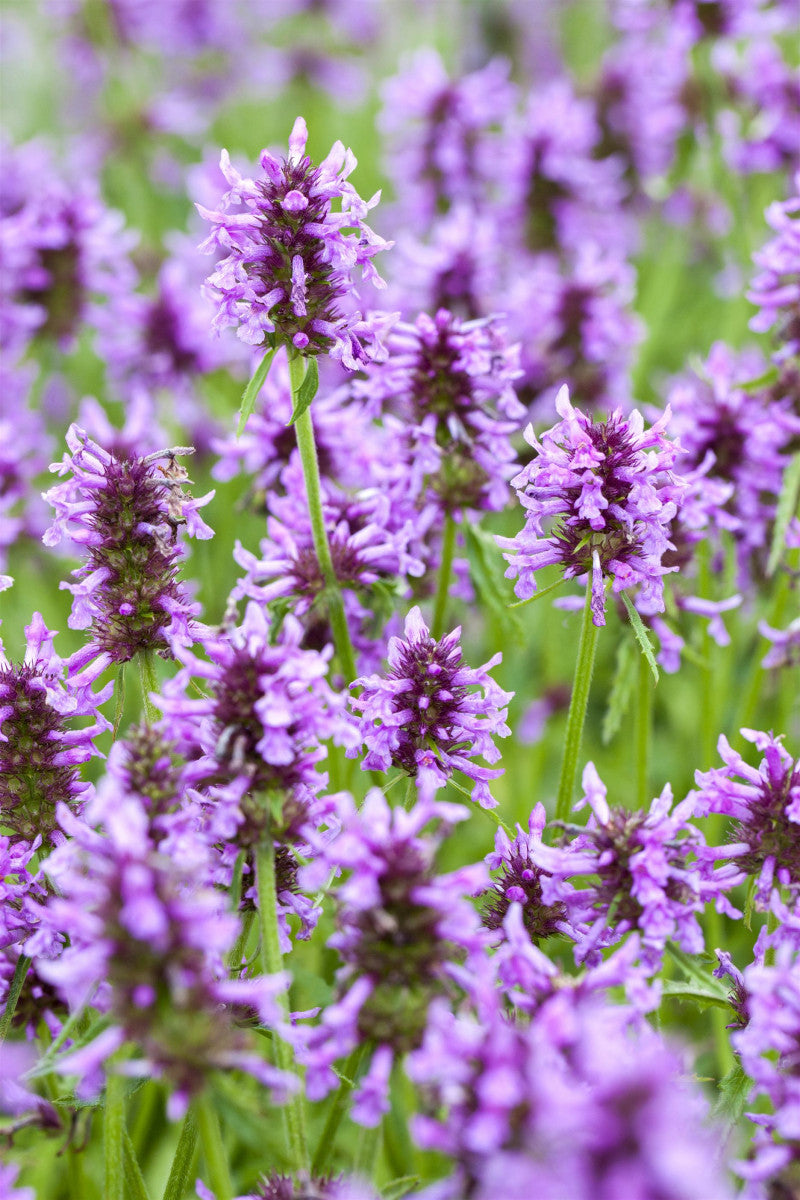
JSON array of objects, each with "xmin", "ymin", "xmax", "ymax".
[{"xmin": 288, "ymin": 116, "xmax": 308, "ymax": 161}]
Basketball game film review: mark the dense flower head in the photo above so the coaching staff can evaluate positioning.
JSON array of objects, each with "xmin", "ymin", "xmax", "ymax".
[
  {"xmin": 693, "ymin": 728, "xmax": 800, "ymax": 906},
  {"xmin": 748, "ymin": 174, "xmax": 800, "ymax": 361},
  {"xmin": 0, "ymin": 836, "xmax": 47, "ymax": 1017},
  {"xmin": 408, "ymin": 985, "xmax": 733, "ymax": 1200},
  {"xmin": 500, "ymin": 386, "xmax": 683, "ymax": 626},
  {"xmin": 197, "ymin": 116, "xmax": 392, "ymax": 367},
  {"xmin": 43, "ymin": 427, "xmax": 214, "ymax": 667},
  {"xmin": 35, "ymin": 788, "xmax": 293, "ymax": 1115},
  {"xmin": 156, "ymin": 601, "xmax": 355, "ymax": 843},
  {"xmin": 348, "ymin": 606, "xmax": 512, "ymax": 808},
  {"xmin": 481, "ymin": 804, "xmax": 574, "ymax": 944},
  {"xmin": 297, "ymin": 789, "xmax": 488, "ymax": 1125},
  {"xmin": 0, "ymin": 138, "xmax": 137, "ymax": 359},
  {"xmin": 378, "ymin": 49, "xmax": 516, "ymax": 228},
  {"xmin": 353, "ymin": 308, "xmax": 524, "ymax": 517},
  {"xmin": 667, "ymin": 343, "xmax": 800, "ymax": 583},
  {"xmin": 533, "ymin": 763, "xmax": 735, "ymax": 970},
  {"xmin": 0, "ymin": 612, "xmax": 110, "ymax": 842},
  {"xmin": 715, "ymin": 39, "xmax": 800, "ymax": 175}
]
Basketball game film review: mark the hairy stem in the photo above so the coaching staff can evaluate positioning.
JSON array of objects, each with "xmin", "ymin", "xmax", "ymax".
[
  {"xmin": 195, "ymin": 1092, "xmax": 232, "ymax": 1200},
  {"xmin": 432, "ymin": 515, "xmax": 457, "ymax": 639},
  {"xmin": 555, "ymin": 580, "xmax": 600, "ymax": 823}
]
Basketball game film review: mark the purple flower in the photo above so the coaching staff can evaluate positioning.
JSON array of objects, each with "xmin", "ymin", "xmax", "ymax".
[
  {"xmin": 43, "ymin": 428, "xmax": 214, "ymax": 668},
  {"xmin": 407, "ymin": 984, "xmax": 733, "ymax": 1200},
  {"xmin": 353, "ymin": 308, "xmax": 524, "ymax": 518},
  {"xmin": 500, "ymin": 386, "xmax": 683, "ymax": 626},
  {"xmin": 760, "ymin": 616, "xmax": 800, "ymax": 669},
  {"xmin": 748, "ymin": 173, "xmax": 800, "ymax": 361},
  {"xmin": 0, "ymin": 138, "xmax": 137, "ymax": 359},
  {"xmin": 156, "ymin": 601, "xmax": 355, "ymax": 844},
  {"xmin": 667, "ymin": 343, "xmax": 800, "ymax": 583},
  {"xmin": 0, "ymin": 363, "xmax": 51, "ymax": 572},
  {"xmin": 533, "ymin": 762, "xmax": 733, "ymax": 970},
  {"xmin": 716, "ymin": 40, "xmax": 800, "ymax": 175},
  {"xmin": 0, "ymin": 612, "xmax": 110, "ymax": 842},
  {"xmin": 481, "ymin": 804, "xmax": 576, "ymax": 944},
  {"xmin": 348, "ymin": 606, "xmax": 512, "ymax": 808},
  {"xmin": 296, "ymin": 788, "xmax": 488, "ymax": 1124},
  {"xmin": 693, "ymin": 728, "xmax": 800, "ymax": 907},
  {"xmin": 197, "ymin": 117, "xmax": 392, "ymax": 367},
  {"xmin": 35, "ymin": 788, "xmax": 294, "ymax": 1116}
]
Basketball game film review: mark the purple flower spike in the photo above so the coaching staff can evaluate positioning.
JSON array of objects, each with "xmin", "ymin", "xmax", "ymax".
[
  {"xmin": 500, "ymin": 386, "xmax": 683, "ymax": 626},
  {"xmin": 748, "ymin": 173, "xmax": 800, "ymax": 361},
  {"xmin": 692, "ymin": 728, "xmax": 800, "ymax": 907},
  {"xmin": 349, "ymin": 606, "xmax": 512, "ymax": 808},
  {"xmin": 197, "ymin": 117, "xmax": 392, "ymax": 367},
  {"xmin": 0, "ymin": 612, "xmax": 110, "ymax": 842},
  {"xmin": 44, "ymin": 428, "xmax": 213, "ymax": 668},
  {"xmin": 482, "ymin": 804, "xmax": 576, "ymax": 945}
]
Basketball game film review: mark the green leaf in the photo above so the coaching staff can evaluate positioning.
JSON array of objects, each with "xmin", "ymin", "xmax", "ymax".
[
  {"xmin": 602, "ymin": 637, "xmax": 636, "ymax": 745},
  {"xmin": 237, "ymin": 345, "xmax": 277, "ymax": 436},
  {"xmin": 620, "ymin": 590, "xmax": 659, "ymax": 683},
  {"xmin": 665, "ymin": 944, "xmax": 730, "ymax": 1002},
  {"xmin": 767, "ymin": 450, "xmax": 800, "ymax": 576},
  {"xmin": 713, "ymin": 1062, "xmax": 753, "ymax": 1127},
  {"xmin": 382, "ymin": 1177, "xmax": 420, "ymax": 1200},
  {"xmin": 509, "ymin": 575, "xmax": 567, "ymax": 609},
  {"xmin": 288, "ymin": 356, "xmax": 319, "ymax": 425},
  {"xmin": 661, "ymin": 981, "xmax": 731, "ymax": 1010},
  {"xmin": 463, "ymin": 524, "xmax": 523, "ymax": 641}
]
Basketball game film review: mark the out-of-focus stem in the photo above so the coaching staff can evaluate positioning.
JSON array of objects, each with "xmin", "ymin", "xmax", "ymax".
[
  {"xmin": 555, "ymin": 580, "xmax": 600, "ymax": 823},
  {"xmin": 432, "ymin": 515, "xmax": 457, "ymax": 639}
]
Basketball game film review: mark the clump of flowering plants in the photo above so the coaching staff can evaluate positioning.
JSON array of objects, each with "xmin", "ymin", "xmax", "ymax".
[{"xmin": 3, "ymin": 4, "xmax": 800, "ymax": 1199}]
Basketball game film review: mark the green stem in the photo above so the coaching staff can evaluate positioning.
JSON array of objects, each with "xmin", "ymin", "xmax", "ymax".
[
  {"xmin": 161, "ymin": 1107, "xmax": 198, "ymax": 1200},
  {"xmin": 636, "ymin": 650, "xmax": 652, "ymax": 808},
  {"xmin": 0, "ymin": 954, "xmax": 30, "ymax": 1040},
  {"xmin": 555, "ymin": 580, "xmax": 601, "ymax": 823},
  {"xmin": 195, "ymin": 1092, "xmax": 232, "ymax": 1200},
  {"xmin": 113, "ymin": 663, "xmax": 127, "ymax": 737},
  {"xmin": 354, "ymin": 1122, "xmax": 382, "ymax": 1178},
  {"xmin": 137, "ymin": 652, "xmax": 160, "ymax": 726},
  {"xmin": 704, "ymin": 904, "xmax": 735, "ymax": 1078},
  {"xmin": 256, "ymin": 838, "xmax": 310, "ymax": 1172},
  {"xmin": 123, "ymin": 1128, "xmax": 153, "ymax": 1200},
  {"xmin": 66, "ymin": 1146, "xmax": 86, "ymax": 1200},
  {"xmin": 104, "ymin": 1071, "xmax": 127, "ymax": 1200},
  {"xmin": 311, "ymin": 1043, "xmax": 367, "ymax": 1177},
  {"xmin": 432, "ymin": 515, "xmax": 457, "ymax": 639},
  {"xmin": 290, "ymin": 354, "xmax": 358, "ymax": 686}
]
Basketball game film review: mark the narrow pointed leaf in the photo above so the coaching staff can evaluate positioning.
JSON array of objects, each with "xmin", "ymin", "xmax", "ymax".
[
  {"xmin": 237, "ymin": 346, "xmax": 277, "ymax": 437},
  {"xmin": 620, "ymin": 590, "xmax": 659, "ymax": 683},
  {"xmin": 289, "ymin": 356, "xmax": 319, "ymax": 425}
]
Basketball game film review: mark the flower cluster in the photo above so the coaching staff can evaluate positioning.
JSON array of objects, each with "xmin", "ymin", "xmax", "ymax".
[
  {"xmin": 197, "ymin": 117, "xmax": 392, "ymax": 367},
  {"xmin": 349, "ymin": 606, "xmax": 512, "ymax": 808},
  {"xmin": 748, "ymin": 173, "xmax": 800, "ymax": 360},
  {"xmin": 43, "ymin": 428, "xmax": 214, "ymax": 668},
  {"xmin": 501, "ymin": 387, "xmax": 683, "ymax": 625}
]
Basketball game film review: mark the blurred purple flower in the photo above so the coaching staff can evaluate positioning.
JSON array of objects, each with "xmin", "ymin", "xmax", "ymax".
[{"xmin": 748, "ymin": 174, "xmax": 800, "ymax": 361}]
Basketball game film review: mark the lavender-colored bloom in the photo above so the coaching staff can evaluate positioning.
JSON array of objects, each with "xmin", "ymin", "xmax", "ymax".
[
  {"xmin": 504, "ymin": 247, "xmax": 642, "ymax": 417},
  {"xmin": 760, "ymin": 615, "xmax": 800, "ymax": 669},
  {"xmin": 0, "ymin": 138, "xmax": 137, "ymax": 358},
  {"xmin": 197, "ymin": 1173, "xmax": 380, "ymax": 1200},
  {"xmin": 408, "ymin": 984, "xmax": 733, "ymax": 1200},
  {"xmin": 715, "ymin": 40, "xmax": 800, "ymax": 175},
  {"xmin": 481, "ymin": 804, "xmax": 576, "ymax": 944},
  {"xmin": 500, "ymin": 386, "xmax": 683, "ymax": 626},
  {"xmin": 0, "ymin": 612, "xmax": 110, "ymax": 842},
  {"xmin": 156, "ymin": 601, "xmax": 355, "ymax": 844},
  {"xmin": 378, "ymin": 50, "xmax": 515, "ymax": 228},
  {"xmin": 43, "ymin": 428, "xmax": 213, "ymax": 669},
  {"xmin": 353, "ymin": 308, "xmax": 524, "ymax": 517},
  {"xmin": 348, "ymin": 606, "xmax": 512, "ymax": 808},
  {"xmin": 0, "ymin": 1164, "xmax": 35, "ymax": 1200},
  {"xmin": 197, "ymin": 117, "xmax": 391, "ymax": 367},
  {"xmin": 693, "ymin": 728, "xmax": 800, "ymax": 907},
  {"xmin": 35, "ymin": 788, "xmax": 293, "ymax": 1116},
  {"xmin": 748, "ymin": 174, "xmax": 800, "ymax": 361},
  {"xmin": 533, "ymin": 762, "xmax": 735, "ymax": 970},
  {"xmin": 297, "ymin": 789, "xmax": 488, "ymax": 1125},
  {"xmin": 667, "ymin": 343, "xmax": 800, "ymax": 582}
]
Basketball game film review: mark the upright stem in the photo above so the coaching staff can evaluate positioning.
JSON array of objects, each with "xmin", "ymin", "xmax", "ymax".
[
  {"xmin": 195, "ymin": 1092, "xmax": 232, "ymax": 1200},
  {"xmin": 104, "ymin": 1071, "xmax": 126, "ymax": 1200},
  {"xmin": 311, "ymin": 1043, "xmax": 367, "ymax": 1177},
  {"xmin": 555, "ymin": 580, "xmax": 601, "ymax": 823},
  {"xmin": 290, "ymin": 353, "xmax": 358, "ymax": 686},
  {"xmin": 256, "ymin": 838, "xmax": 310, "ymax": 1172},
  {"xmin": 636, "ymin": 651, "xmax": 652, "ymax": 808},
  {"xmin": 0, "ymin": 954, "xmax": 30, "ymax": 1040},
  {"xmin": 432, "ymin": 515, "xmax": 457, "ymax": 639}
]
